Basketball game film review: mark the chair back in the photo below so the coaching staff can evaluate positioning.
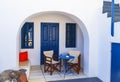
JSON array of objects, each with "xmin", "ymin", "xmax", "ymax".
[
  {"xmin": 68, "ymin": 50, "xmax": 80, "ymax": 57},
  {"xmin": 44, "ymin": 50, "xmax": 54, "ymax": 58},
  {"xmin": 68, "ymin": 50, "xmax": 80, "ymax": 62}
]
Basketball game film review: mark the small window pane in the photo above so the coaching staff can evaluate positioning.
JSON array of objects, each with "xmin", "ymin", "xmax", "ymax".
[
  {"xmin": 66, "ymin": 23, "xmax": 76, "ymax": 48},
  {"xmin": 21, "ymin": 22, "xmax": 34, "ymax": 49}
]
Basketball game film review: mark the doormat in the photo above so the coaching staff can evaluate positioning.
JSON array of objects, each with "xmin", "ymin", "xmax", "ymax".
[{"xmin": 48, "ymin": 77, "xmax": 102, "ymax": 82}]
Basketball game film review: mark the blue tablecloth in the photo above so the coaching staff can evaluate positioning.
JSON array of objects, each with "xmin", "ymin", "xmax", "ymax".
[{"xmin": 59, "ymin": 55, "xmax": 74, "ymax": 60}]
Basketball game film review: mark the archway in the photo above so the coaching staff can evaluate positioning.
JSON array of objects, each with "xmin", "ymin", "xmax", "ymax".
[{"xmin": 17, "ymin": 11, "xmax": 89, "ymax": 75}]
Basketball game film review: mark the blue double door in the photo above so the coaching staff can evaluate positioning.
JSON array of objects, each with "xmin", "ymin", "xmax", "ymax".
[
  {"xmin": 41, "ymin": 23, "xmax": 59, "ymax": 64},
  {"xmin": 111, "ymin": 43, "xmax": 120, "ymax": 82}
]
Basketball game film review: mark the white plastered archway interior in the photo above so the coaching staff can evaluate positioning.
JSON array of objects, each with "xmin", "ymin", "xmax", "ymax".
[{"xmin": 17, "ymin": 11, "xmax": 89, "ymax": 75}]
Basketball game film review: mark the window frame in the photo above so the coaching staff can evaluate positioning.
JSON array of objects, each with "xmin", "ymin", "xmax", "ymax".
[
  {"xmin": 21, "ymin": 22, "xmax": 34, "ymax": 49},
  {"xmin": 66, "ymin": 23, "xmax": 76, "ymax": 48}
]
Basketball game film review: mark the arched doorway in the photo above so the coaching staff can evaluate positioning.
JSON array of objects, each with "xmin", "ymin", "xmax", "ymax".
[{"xmin": 17, "ymin": 11, "xmax": 89, "ymax": 75}]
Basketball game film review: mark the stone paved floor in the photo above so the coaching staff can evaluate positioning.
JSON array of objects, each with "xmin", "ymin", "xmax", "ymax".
[{"xmin": 29, "ymin": 65, "xmax": 87, "ymax": 82}]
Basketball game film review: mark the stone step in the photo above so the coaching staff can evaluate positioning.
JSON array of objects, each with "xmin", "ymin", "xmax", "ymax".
[
  {"xmin": 103, "ymin": 1, "xmax": 119, "ymax": 8},
  {"xmin": 103, "ymin": 1, "xmax": 120, "ymax": 22},
  {"xmin": 114, "ymin": 16, "xmax": 120, "ymax": 22},
  {"xmin": 107, "ymin": 11, "xmax": 120, "ymax": 17},
  {"xmin": 103, "ymin": 1, "xmax": 120, "ymax": 13},
  {"xmin": 103, "ymin": 6, "xmax": 120, "ymax": 13}
]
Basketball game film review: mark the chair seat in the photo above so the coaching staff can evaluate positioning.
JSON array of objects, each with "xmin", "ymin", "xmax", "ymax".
[
  {"xmin": 68, "ymin": 59, "xmax": 78, "ymax": 64},
  {"xmin": 46, "ymin": 60, "xmax": 60, "ymax": 64}
]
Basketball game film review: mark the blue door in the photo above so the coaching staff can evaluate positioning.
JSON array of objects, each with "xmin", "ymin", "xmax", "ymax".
[
  {"xmin": 41, "ymin": 23, "xmax": 59, "ymax": 64},
  {"xmin": 111, "ymin": 43, "xmax": 120, "ymax": 82}
]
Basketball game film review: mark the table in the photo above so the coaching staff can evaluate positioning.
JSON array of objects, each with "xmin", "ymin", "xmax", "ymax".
[{"xmin": 59, "ymin": 55, "xmax": 74, "ymax": 78}]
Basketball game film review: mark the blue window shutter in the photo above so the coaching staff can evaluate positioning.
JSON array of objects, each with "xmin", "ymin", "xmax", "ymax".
[{"xmin": 66, "ymin": 23, "xmax": 76, "ymax": 48}]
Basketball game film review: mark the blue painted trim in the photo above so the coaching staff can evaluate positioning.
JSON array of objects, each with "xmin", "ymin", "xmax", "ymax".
[
  {"xmin": 111, "ymin": 0, "xmax": 114, "ymax": 36},
  {"xmin": 21, "ymin": 22, "xmax": 34, "ymax": 49}
]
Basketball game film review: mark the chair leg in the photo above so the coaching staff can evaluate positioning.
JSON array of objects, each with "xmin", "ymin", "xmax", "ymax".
[
  {"xmin": 59, "ymin": 60, "xmax": 62, "ymax": 72},
  {"xmin": 76, "ymin": 65, "xmax": 80, "ymax": 74},
  {"xmin": 70, "ymin": 64, "xmax": 80, "ymax": 74},
  {"xmin": 59, "ymin": 63, "xmax": 61, "ymax": 72},
  {"xmin": 50, "ymin": 64, "xmax": 53, "ymax": 75},
  {"xmin": 54, "ymin": 64, "xmax": 60, "ymax": 72},
  {"xmin": 44, "ymin": 63, "xmax": 61, "ymax": 75},
  {"xmin": 44, "ymin": 64, "xmax": 46, "ymax": 72}
]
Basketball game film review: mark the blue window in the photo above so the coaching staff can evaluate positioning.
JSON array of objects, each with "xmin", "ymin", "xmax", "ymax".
[
  {"xmin": 21, "ymin": 22, "xmax": 34, "ymax": 49},
  {"xmin": 66, "ymin": 23, "xmax": 76, "ymax": 48}
]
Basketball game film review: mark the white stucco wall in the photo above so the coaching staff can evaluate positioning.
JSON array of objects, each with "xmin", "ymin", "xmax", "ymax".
[{"xmin": 1, "ymin": 0, "xmax": 118, "ymax": 82}]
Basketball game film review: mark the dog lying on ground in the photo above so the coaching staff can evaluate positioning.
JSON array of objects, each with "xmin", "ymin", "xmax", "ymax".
[{"xmin": 0, "ymin": 69, "xmax": 28, "ymax": 82}]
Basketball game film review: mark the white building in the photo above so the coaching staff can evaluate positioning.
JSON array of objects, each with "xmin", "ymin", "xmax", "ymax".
[{"xmin": 0, "ymin": 0, "xmax": 120, "ymax": 82}]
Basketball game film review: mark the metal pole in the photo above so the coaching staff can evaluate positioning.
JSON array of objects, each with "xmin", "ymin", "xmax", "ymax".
[{"xmin": 111, "ymin": 0, "xmax": 114, "ymax": 36}]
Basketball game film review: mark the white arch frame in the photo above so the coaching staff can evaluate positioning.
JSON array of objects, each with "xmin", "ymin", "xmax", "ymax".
[{"xmin": 17, "ymin": 11, "xmax": 89, "ymax": 75}]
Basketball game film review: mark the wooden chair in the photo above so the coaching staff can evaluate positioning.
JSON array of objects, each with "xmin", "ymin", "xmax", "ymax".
[
  {"xmin": 44, "ymin": 50, "xmax": 61, "ymax": 75},
  {"xmin": 67, "ymin": 50, "xmax": 81, "ymax": 74}
]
